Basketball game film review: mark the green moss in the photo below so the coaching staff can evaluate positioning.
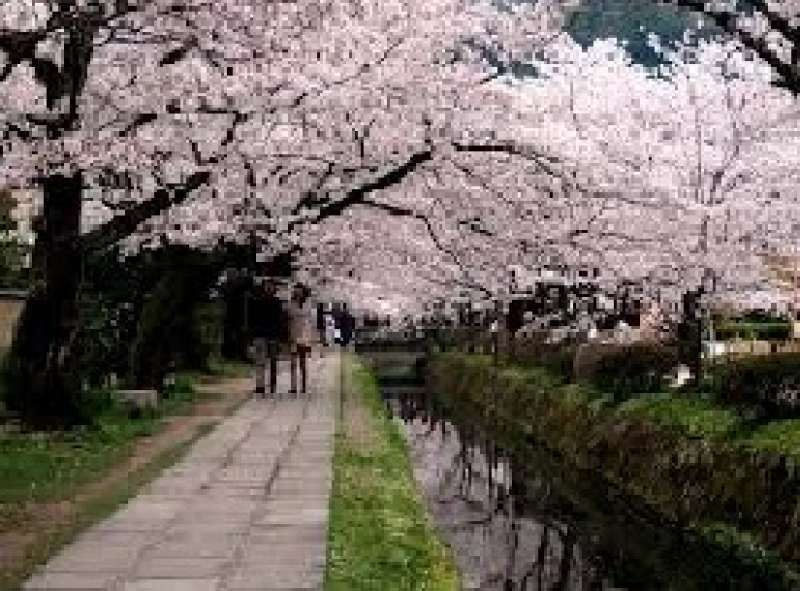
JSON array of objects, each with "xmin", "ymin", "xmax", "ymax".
[{"xmin": 326, "ymin": 357, "xmax": 459, "ymax": 591}]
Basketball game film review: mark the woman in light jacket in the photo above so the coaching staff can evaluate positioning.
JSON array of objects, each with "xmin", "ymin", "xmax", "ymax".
[{"xmin": 288, "ymin": 283, "xmax": 315, "ymax": 394}]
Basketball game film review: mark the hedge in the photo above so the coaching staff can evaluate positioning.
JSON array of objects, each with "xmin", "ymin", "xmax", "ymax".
[
  {"xmin": 706, "ymin": 353, "xmax": 800, "ymax": 417},
  {"xmin": 715, "ymin": 322, "xmax": 791, "ymax": 341},
  {"xmin": 427, "ymin": 353, "xmax": 800, "ymax": 572},
  {"xmin": 573, "ymin": 342, "xmax": 679, "ymax": 398}
]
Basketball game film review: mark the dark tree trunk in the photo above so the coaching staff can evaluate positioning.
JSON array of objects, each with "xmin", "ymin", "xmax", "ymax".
[
  {"xmin": 679, "ymin": 289, "xmax": 704, "ymax": 389},
  {"xmin": 552, "ymin": 529, "xmax": 577, "ymax": 591},
  {"xmin": 127, "ymin": 247, "xmax": 217, "ymax": 388},
  {"xmin": 6, "ymin": 173, "xmax": 84, "ymax": 427},
  {"xmin": 221, "ymin": 276, "xmax": 251, "ymax": 361},
  {"xmin": 693, "ymin": 312, "xmax": 703, "ymax": 387},
  {"xmin": 129, "ymin": 286, "xmax": 172, "ymax": 390}
]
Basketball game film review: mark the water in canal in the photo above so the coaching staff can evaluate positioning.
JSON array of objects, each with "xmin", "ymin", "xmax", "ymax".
[{"xmin": 377, "ymin": 376, "xmax": 797, "ymax": 591}]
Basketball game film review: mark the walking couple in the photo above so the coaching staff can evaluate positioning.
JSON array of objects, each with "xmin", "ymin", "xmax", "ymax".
[{"xmin": 250, "ymin": 279, "xmax": 316, "ymax": 397}]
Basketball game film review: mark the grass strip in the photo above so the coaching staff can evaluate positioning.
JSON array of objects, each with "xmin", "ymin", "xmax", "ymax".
[{"xmin": 325, "ymin": 356, "xmax": 458, "ymax": 591}]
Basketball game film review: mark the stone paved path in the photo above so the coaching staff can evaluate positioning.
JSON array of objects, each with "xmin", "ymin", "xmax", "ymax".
[{"xmin": 25, "ymin": 354, "xmax": 339, "ymax": 591}]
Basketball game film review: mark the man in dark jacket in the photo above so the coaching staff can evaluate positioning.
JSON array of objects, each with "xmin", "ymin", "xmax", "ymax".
[{"xmin": 250, "ymin": 279, "xmax": 286, "ymax": 397}]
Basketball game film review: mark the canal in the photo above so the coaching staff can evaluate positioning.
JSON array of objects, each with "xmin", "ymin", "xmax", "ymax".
[{"xmin": 361, "ymin": 350, "xmax": 798, "ymax": 591}]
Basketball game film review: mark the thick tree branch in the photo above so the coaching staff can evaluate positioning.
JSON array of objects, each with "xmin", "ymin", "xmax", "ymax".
[
  {"xmin": 81, "ymin": 170, "xmax": 211, "ymax": 253},
  {"xmin": 118, "ymin": 113, "xmax": 158, "ymax": 137},
  {"xmin": 738, "ymin": 0, "xmax": 799, "ymax": 46},
  {"xmin": 458, "ymin": 217, "xmax": 494, "ymax": 236},
  {"xmin": 290, "ymin": 138, "xmax": 572, "ymax": 232},
  {"xmin": 451, "ymin": 141, "xmax": 578, "ymax": 189},
  {"xmin": 665, "ymin": 0, "xmax": 800, "ymax": 94},
  {"xmin": 288, "ymin": 148, "xmax": 435, "ymax": 229}
]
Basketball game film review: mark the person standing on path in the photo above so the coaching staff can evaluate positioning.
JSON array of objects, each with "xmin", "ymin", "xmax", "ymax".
[
  {"xmin": 339, "ymin": 303, "xmax": 355, "ymax": 348},
  {"xmin": 325, "ymin": 306, "xmax": 336, "ymax": 348},
  {"xmin": 317, "ymin": 302, "xmax": 327, "ymax": 346},
  {"xmin": 250, "ymin": 278, "xmax": 287, "ymax": 398},
  {"xmin": 324, "ymin": 303, "xmax": 336, "ymax": 357},
  {"xmin": 288, "ymin": 283, "xmax": 315, "ymax": 395}
]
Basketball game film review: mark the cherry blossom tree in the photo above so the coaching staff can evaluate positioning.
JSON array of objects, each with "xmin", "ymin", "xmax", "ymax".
[
  {"xmin": 303, "ymin": 32, "xmax": 800, "ymax": 364},
  {"xmin": 501, "ymin": 34, "xmax": 800, "ymax": 302},
  {"xmin": 0, "ymin": 0, "xmax": 586, "ymax": 422},
  {"xmin": 4, "ymin": 0, "xmax": 798, "ymax": 422},
  {"xmin": 484, "ymin": 32, "xmax": 800, "ymax": 376}
]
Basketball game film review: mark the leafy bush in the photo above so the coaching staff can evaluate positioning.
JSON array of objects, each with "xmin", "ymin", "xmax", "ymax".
[
  {"xmin": 160, "ymin": 370, "xmax": 196, "ymax": 413},
  {"xmin": 574, "ymin": 342, "xmax": 678, "ymax": 398},
  {"xmin": 0, "ymin": 350, "xmax": 99, "ymax": 427},
  {"xmin": 617, "ymin": 394, "xmax": 743, "ymax": 440},
  {"xmin": 707, "ymin": 354, "xmax": 800, "ymax": 417},
  {"xmin": 715, "ymin": 322, "xmax": 791, "ymax": 341},
  {"xmin": 74, "ymin": 292, "xmax": 127, "ymax": 390},
  {"xmin": 193, "ymin": 301, "xmax": 224, "ymax": 367},
  {"xmin": 743, "ymin": 419, "xmax": 800, "ymax": 458},
  {"xmin": 74, "ymin": 387, "xmax": 116, "ymax": 425},
  {"xmin": 508, "ymin": 339, "xmax": 576, "ymax": 383},
  {"xmin": 538, "ymin": 345, "xmax": 577, "ymax": 382},
  {"xmin": 428, "ymin": 352, "xmax": 800, "ymax": 567}
]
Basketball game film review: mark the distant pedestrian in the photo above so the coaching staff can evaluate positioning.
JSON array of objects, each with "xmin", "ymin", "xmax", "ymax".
[
  {"xmin": 288, "ymin": 283, "xmax": 315, "ymax": 394},
  {"xmin": 317, "ymin": 302, "xmax": 327, "ymax": 346},
  {"xmin": 325, "ymin": 308, "xmax": 336, "ymax": 348},
  {"xmin": 340, "ymin": 304, "xmax": 355, "ymax": 347},
  {"xmin": 250, "ymin": 278, "xmax": 286, "ymax": 398}
]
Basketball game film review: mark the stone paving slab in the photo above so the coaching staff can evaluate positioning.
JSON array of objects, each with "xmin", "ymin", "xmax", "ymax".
[
  {"xmin": 24, "ymin": 355, "xmax": 339, "ymax": 591},
  {"xmin": 25, "ymin": 572, "xmax": 119, "ymax": 590},
  {"xmin": 120, "ymin": 579, "xmax": 220, "ymax": 591}
]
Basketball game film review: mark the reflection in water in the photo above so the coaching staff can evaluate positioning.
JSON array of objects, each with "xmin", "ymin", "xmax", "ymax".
[
  {"xmin": 391, "ymin": 389, "xmax": 612, "ymax": 590},
  {"xmin": 386, "ymin": 386, "xmax": 795, "ymax": 591}
]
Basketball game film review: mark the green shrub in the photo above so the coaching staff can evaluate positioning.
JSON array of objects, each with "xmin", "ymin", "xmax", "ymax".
[
  {"xmin": 743, "ymin": 419, "xmax": 800, "ymax": 458},
  {"xmin": 707, "ymin": 354, "xmax": 800, "ymax": 417},
  {"xmin": 715, "ymin": 322, "xmax": 791, "ymax": 341},
  {"xmin": 575, "ymin": 342, "xmax": 678, "ymax": 398},
  {"xmin": 617, "ymin": 394, "xmax": 743, "ymax": 440},
  {"xmin": 162, "ymin": 372, "xmax": 195, "ymax": 399},
  {"xmin": 75, "ymin": 388, "xmax": 116, "ymax": 426},
  {"xmin": 539, "ymin": 345, "xmax": 577, "ymax": 382},
  {"xmin": 508, "ymin": 340, "xmax": 575, "ymax": 382}
]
